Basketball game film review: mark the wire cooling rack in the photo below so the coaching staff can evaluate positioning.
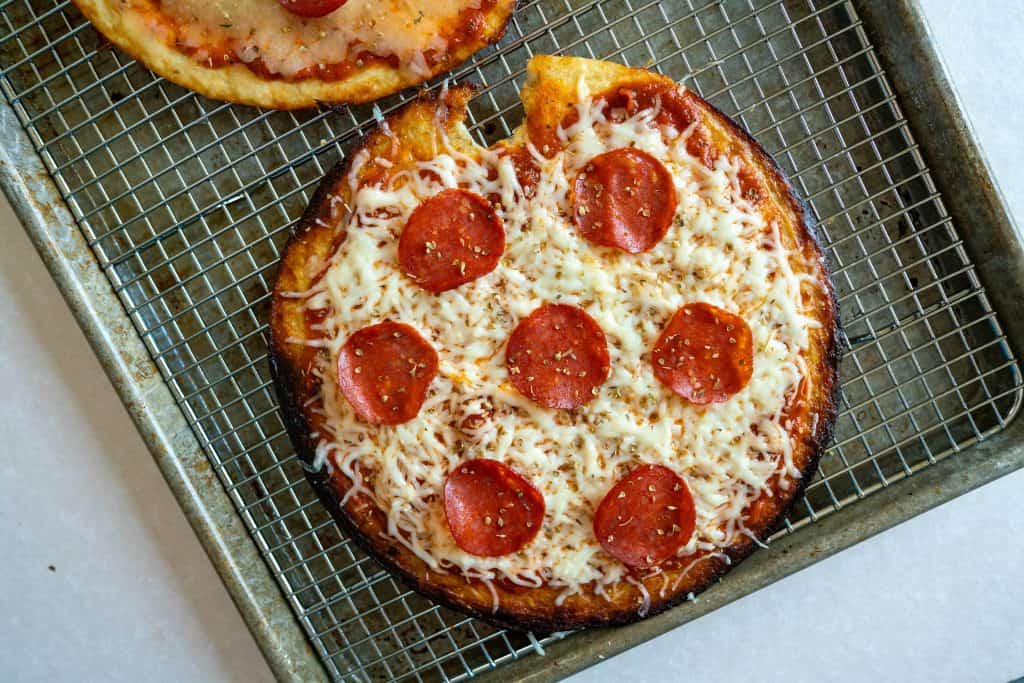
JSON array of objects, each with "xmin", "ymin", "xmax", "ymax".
[{"xmin": 1, "ymin": 0, "xmax": 1021, "ymax": 680}]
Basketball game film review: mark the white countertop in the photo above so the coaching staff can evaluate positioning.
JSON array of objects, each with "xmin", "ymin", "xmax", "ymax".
[{"xmin": 2, "ymin": 1, "xmax": 1023, "ymax": 681}]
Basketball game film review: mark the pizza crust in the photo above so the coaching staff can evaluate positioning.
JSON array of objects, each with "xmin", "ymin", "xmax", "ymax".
[
  {"xmin": 270, "ymin": 56, "xmax": 841, "ymax": 631},
  {"xmin": 71, "ymin": 0, "xmax": 514, "ymax": 109}
]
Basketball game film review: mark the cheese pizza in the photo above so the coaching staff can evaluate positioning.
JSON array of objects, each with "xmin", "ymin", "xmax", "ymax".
[
  {"xmin": 71, "ymin": 0, "xmax": 514, "ymax": 108},
  {"xmin": 270, "ymin": 55, "xmax": 841, "ymax": 631}
]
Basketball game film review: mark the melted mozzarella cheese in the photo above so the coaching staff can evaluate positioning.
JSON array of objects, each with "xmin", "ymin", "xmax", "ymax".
[
  {"xmin": 301, "ymin": 81, "xmax": 815, "ymax": 595},
  {"xmin": 142, "ymin": 0, "xmax": 482, "ymax": 78}
]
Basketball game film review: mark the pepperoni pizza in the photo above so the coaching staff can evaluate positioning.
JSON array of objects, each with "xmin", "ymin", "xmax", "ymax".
[
  {"xmin": 71, "ymin": 0, "xmax": 514, "ymax": 109},
  {"xmin": 270, "ymin": 55, "xmax": 841, "ymax": 631}
]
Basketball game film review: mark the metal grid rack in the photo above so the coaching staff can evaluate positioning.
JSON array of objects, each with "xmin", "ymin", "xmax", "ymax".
[{"xmin": 1, "ymin": 0, "xmax": 1020, "ymax": 680}]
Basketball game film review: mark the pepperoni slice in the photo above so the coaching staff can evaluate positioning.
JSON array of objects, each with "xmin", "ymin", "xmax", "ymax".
[
  {"xmin": 572, "ymin": 148, "xmax": 678, "ymax": 254},
  {"xmin": 277, "ymin": 0, "xmax": 348, "ymax": 17},
  {"xmin": 443, "ymin": 459, "xmax": 545, "ymax": 557},
  {"xmin": 651, "ymin": 303, "xmax": 754, "ymax": 405},
  {"xmin": 593, "ymin": 464, "xmax": 696, "ymax": 570},
  {"xmin": 398, "ymin": 189, "xmax": 505, "ymax": 293},
  {"xmin": 336, "ymin": 321, "xmax": 438, "ymax": 425},
  {"xmin": 506, "ymin": 304, "xmax": 611, "ymax": 410}
]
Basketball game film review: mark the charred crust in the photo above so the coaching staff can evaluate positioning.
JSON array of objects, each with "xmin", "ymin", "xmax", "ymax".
[
  {"xmin": 268, "ymin": 61, "xmax": 842, "ymax": 633},
  {"xmin": 268, "ymin": 349, "xmax": 319, "ymax": 466}
]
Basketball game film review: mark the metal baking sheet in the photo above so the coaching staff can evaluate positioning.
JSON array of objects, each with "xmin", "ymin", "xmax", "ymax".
[{"xmin": 2, "ymin": 0, "xmax": 1023, "ymax": 681}]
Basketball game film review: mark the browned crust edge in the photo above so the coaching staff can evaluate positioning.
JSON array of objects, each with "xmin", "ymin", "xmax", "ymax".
[
  {"xmin": 71, "ymin": 0, "xmax": 515, "ymax": 109},
  {"xmin": 268, "ymin": 66, "xmax": 842, "ymax": 632}
]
